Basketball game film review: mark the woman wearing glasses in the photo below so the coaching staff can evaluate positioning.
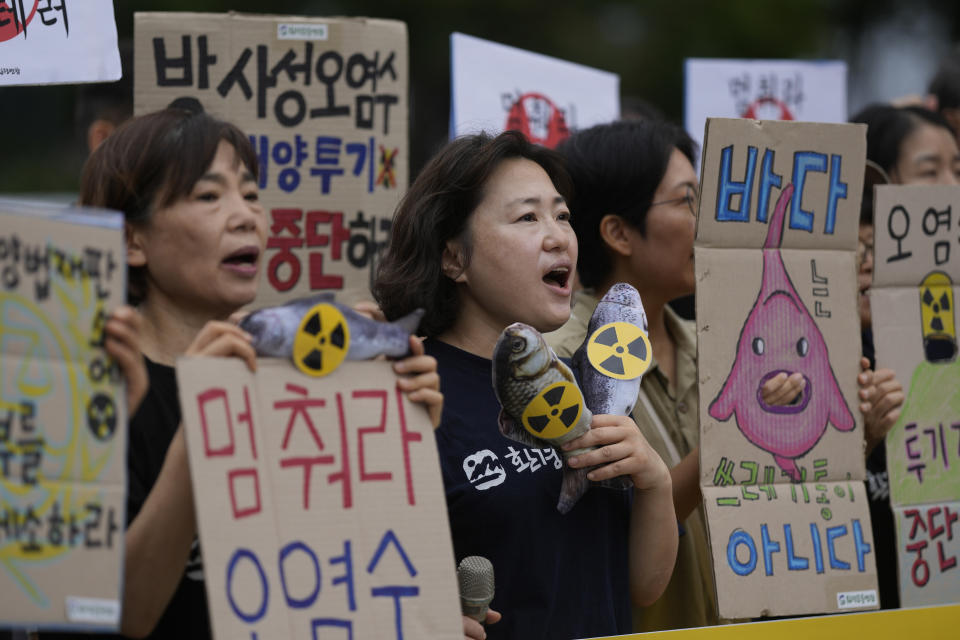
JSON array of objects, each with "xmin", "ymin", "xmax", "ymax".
[
  {"xmin": 546, "ymin": 119, "xmax": 717, "ymax": 631},
  {"xmin": 547, "ymin": 118, "xmax": 899, "ymax": 630}
]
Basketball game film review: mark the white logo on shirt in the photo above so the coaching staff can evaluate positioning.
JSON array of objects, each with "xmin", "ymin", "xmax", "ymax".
[{"xmin": 463, "ymin": 449, "xmax": 507, "ymax": 490}]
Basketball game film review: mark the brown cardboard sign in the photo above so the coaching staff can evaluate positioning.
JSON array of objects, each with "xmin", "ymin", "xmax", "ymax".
[
  {"xmin": 703, "ymin": 483, "xmax": 877, "ymax": 618},
  {"xmin": 870, "ymin": 185, "xmax": 960, "ymax": 607},
  {"xmin": 0, "ymin": 201, "xmax": 127, "ymax": 630},
  {"xmin": 134, "ymin": 12, "xmax": 408, "ymax": 306},
  {"xmin": 176, "ymin": 357, "xmax": 462, "ymax": 639},
  {"xmin": 893, "ymin": 502, "xmax": 960, "ymax": 608},
  {"xmin": 696, "ymin": 119, "xmax": 876, "ymax": 618}
]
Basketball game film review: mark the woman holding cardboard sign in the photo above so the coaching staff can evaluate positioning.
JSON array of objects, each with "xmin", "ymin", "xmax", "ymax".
[
  {"xmin": 546, "ymin": 118, "xmax": 906, "ymax": 629},
  {"xmin": 48, "ymin": 103, "xmax": 441, "ymax": 640},
  {"xmin": 374, "ymin": 130, "xmax": 678, "ymax": 640}
]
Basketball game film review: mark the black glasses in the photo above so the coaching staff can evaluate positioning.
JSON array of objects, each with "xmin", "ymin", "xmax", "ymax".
[{"xmin": 649, "ymin": 185, "xmax": 698, "ymax": 216}]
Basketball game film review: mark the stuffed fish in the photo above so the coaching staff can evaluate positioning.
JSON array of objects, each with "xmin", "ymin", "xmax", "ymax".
[
  {"xmin": 572, "ymin": 282, "xmax": 651, "ymax": 417},
  {"xmin": 240, "ymin": 293, "xmax": 424, "ymax": 376},
  {"xmin": 493, "ymin": 322, "xmax": 595, "ymax": 514}
]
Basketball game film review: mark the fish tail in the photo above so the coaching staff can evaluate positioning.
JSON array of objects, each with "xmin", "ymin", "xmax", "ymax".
[
  {"xmin": 393, "ymin": 308, "xmax": 426, "ymax": 336},
  {"xmin": 556, "ymin": 466, "xmax": 591, "ymax": 514}
]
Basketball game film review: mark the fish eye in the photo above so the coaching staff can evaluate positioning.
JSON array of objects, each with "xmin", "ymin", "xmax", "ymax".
[
  {"xmin": 511, "ymin": 337, "xmax": 526, "ymax": 352},
  {"xmin": 797, "ymin": 337, "xmax": 809, "ymax": 357},
  {"xmin": 751, "ymin": 337, "xmax": 765, "ymax": 355}
]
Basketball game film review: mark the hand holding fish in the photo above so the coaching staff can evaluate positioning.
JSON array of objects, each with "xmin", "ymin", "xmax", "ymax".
[
  {"xmin": 394, "ymin": 336, "xmax": 443, "ymax": 429},
  {"xmin": 563, "ymin": 414, "xmax": 671, "ymax": 492},
  {"xmin": 185, "ymin": 320, "xmax": 258, "ymax": 372}
]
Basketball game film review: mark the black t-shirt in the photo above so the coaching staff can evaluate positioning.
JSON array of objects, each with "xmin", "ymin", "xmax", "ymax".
[
  {"xmin": 862, "ymin": 328, "xmax": 899, "ymax": 609},
  {"xmin": 42, "ymin": 357, "xmax": 211, "ymax": 639},
  {"xmin": 427, "ymin": 339, "xmax": 632, "ymax": 640}
]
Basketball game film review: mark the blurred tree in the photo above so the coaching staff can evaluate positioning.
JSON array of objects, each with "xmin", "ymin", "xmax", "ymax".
[{"xmin": 1, "ymin": 0, "xmax": 957, "ymax": 192}]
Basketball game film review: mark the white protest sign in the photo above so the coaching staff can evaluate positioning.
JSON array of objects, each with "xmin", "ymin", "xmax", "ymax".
[
  {"xmin": 685, "ymin": 59, "xmax": 847, "ymax": 156},
  {"xmin": 0, "ymin": 0, "xmax": 120, "ymax": 86},
  {"xmin": 450, "ymin": 32, "xmax": 619, "ymax": 148}
]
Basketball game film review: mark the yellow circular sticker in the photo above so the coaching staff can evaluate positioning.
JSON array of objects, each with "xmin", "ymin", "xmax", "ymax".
[
  {"xmin": 293, "ymin": 303, "xmax": 350, "ymax": 377},
  {"xmin": 521, "ymin": 381, "xmax": 583, "ymax": 441},
  {"xmin": 586, "ymin": 321, "xmax": 652, "ymax": 380}
]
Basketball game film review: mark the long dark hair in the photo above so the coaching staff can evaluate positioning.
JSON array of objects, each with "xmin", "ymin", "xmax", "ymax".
[
  {"xmin": 79, "ymin": 104, "xmax": 257, "ymax": 304},
  {"xmin": 374, "ymin": 130, "xmax": 572, "ymax": 337},
  {"xmin": 851, "ymin": 103, "xmax": 954, "ymax": 176},
  {"xmin": 557, "ymin": 119, "xmax": 696, "ymax": 289}
]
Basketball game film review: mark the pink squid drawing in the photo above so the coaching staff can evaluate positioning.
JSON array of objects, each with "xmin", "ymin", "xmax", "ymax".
[{"xmin": 708, "ymin": 183, "xmax": 854, "ymax": 482}]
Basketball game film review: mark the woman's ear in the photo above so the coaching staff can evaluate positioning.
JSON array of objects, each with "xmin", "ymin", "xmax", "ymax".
[
  {"xmin": 441, "ymin": 241, "xmax": 467, "ymax": 283},
  {"xmin": 125, "ymin": 223, "xmax": 147, "ymax": 268},
  {"xmin": 599, "ymin": 214, "xmax": 633, "ymax": 258}
]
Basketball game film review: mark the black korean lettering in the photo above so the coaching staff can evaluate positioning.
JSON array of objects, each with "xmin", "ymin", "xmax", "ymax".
[
  {"xmin": 47, "ymin": 501, "xmax": 64, "ymax": 547},
  {"xmin": 19, "ymin": 506, "xmax": 42, "ymax": 553},
  {"xmin": 310, "ymin": 51, "xmax": 350, "ymax": 118},
  {"xmin": 18, "ymin": 437, "xmax": 43, "ymax": 486},
  {"xmin": 217, "ymin": 47, "xmax": 254, "ymax": 100},
  {"xmin": 355, "ymin": 95, "xmax": 399, "ymax": 134},
  {"xmin": 153, "ymin": 34, "xmax": 217, "ymax": 88},
  {"xmin": 84, "ymin": 503, "xmax": 102, "ymax": 548},
  {"xmin": 37, "ymin": 0, "xmax": 68, "ymax": 35},
  {"xmin": 272, "ymin": 43, "xmax": 313, "ymax": 85},
  {"xmin": 886, "ymin": 205, "xmax": 913, "ymax": 263},
  {"xmin": 275, "ymin": 90, "xmax": 307, "ymax": 128}
]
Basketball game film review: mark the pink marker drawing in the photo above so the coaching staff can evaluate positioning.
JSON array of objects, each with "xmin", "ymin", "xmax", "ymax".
[{"xmin": 708, "ymin": 183, "xmax": 854, "ymax": 481}]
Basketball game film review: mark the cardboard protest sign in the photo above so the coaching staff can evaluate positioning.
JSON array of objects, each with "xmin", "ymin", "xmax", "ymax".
[
  {"xmin": 0, "ymin": 0, "xmax": 121, "ymax": 86},
  {"xmin": 450, "ymin": 32, "xmax": 619, "ymax": 148},
  {"xmin": 685, "ymin": 59, "xmax": 846, "ymax": 160},
  {"xmin": 135, "ymin": 12, "xmax": 408, "ymax": 307},
  {"xmin": 870, "ymin": 185, "xmax": 960, "ymax": 607},
  {"xmin": 893, "ymin": 502, "xmax": 960, "ymax": 607},
  {"xmin": 176, "ymin": 357, "xmax": 462, "ymax": 639},
  {"xmin": 695, "ymin": 118, "xmax": 877, "ymax": 617},
  {"xmin": 0, "ymin": 200, "xmax": 126, "ymax": 630}
]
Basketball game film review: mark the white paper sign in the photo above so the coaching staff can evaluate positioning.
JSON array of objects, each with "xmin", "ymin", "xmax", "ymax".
[
  {"xmin": 450, "ymin": 32, "xmax": 619, "ymax": 148},
  {"xmin": 685, "ymin": 58, "xmax": 847, "ymax": 157},
  {"xmin": 0, "ymin": 0, "xmax": 120, "ymax": 86}
]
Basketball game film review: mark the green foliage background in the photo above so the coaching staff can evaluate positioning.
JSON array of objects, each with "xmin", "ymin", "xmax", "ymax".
[{"xmin": 0, "ymin": 0, "xmax": 957, "ymax": 193}]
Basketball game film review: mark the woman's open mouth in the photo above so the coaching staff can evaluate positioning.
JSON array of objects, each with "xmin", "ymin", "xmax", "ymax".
[
  {"xmin": 542, "ymin": 266, "xmax": 571, "ymax": 290},
  {"xmin": 221, "ymin": 246, "xmax": 260, "ymax": 276}
]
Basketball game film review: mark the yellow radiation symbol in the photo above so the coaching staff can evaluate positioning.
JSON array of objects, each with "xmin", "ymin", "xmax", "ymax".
[
  {"xmin": 521, "ymin": 381, "xmax": 583, "ymax": 441},
  {"xmin": 586, "ymin": 321, "xmax": 652, "ymax": 380},
  {"xmin": 293, "ymin": 303, "xmax": 350, "ymax": 376},
  {"xmin": 919, "ymin": 270, "xmax": 957, "ymax": 363}
]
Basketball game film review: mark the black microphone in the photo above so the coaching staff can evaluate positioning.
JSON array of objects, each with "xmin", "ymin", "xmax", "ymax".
[{"xmin": 457, "ymin": 556, "xmax": 495, "ymax": 622}]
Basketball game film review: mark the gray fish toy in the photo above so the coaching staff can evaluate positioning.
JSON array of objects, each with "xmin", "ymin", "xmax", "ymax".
[
  {"xmin": 240, "ymin": 293, "xmax": 424, "ymax": 376},
  {"xmin": 572, "ymin": 282, "xmax": 651, "ymax": 417},
  {"xmin": 493, "ymin": 323, "xmax": 595, "ymax": 514}
]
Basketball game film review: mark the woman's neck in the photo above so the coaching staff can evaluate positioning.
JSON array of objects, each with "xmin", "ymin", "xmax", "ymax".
[
  {"xmin": 137, "ymin": 293, "xmax": 230, "ymax": 366},
  {"xmin": 434, "ymin": 296, "xmax": 509, "ymax": 360}
]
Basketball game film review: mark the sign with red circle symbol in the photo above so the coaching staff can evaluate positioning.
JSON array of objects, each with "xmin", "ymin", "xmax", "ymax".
[
  {"xmin": 504, "ymin": 92, "xmax": 571, "ymax": 149},
  {"xmin": 741, "ymin": 95, "xmax": 795, "ymax": 121},
  {"xmin": 0, "ymin": 1, "xmax": 39, "ymax": 43}
]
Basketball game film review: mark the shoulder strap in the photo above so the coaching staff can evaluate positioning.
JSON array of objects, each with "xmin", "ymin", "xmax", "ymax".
[{"xmin": 636, "ymin": 386, "xmax": 682, "ymax": 467}]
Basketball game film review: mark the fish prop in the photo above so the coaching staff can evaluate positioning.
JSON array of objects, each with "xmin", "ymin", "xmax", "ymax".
[
  {"xmin": 240, "ymin": 293, "xmax": 425, "ymax": 377},
  {"xmin": 572, "ymin": 282, "xmax": 652, "ymax": 417},
  {"xmin": 707, "ymin": 184, "xmax": 854, "ymax": 481},
  {"xmin": 493, "ymin": 322, "xmax": 597, "ymax": 514}
]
